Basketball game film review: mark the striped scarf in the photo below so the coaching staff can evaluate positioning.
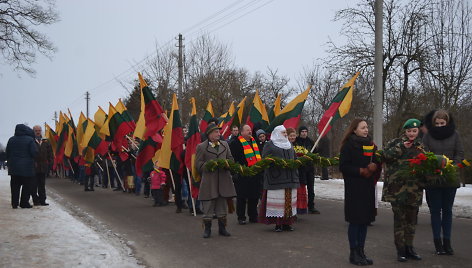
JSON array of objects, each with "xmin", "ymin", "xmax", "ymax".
[{"xmin": 238, "ymin": 136, "xmax": 261, "ymax": 167}]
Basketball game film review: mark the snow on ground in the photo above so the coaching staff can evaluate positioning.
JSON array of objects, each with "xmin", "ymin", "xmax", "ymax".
[
  {"xmin": 314, "ymin": 176, "xmax": 472, "ymax": 218},
  {"xmin": 0, "ymin": 170, "xmax": 143, "ymax": 268}
]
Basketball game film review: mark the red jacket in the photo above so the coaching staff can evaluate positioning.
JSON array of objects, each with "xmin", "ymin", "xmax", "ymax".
[{"xmin": 150, "ymin": 168, "xmax": 166, "ymax": 189}]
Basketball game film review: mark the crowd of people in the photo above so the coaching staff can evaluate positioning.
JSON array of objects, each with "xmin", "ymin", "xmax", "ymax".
[{"xmin": 4, "ymin": 108, "xmax": 464, "ymax": 266}]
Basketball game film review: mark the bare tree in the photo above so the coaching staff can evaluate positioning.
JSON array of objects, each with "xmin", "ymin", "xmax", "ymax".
[{"xmin": 0, "ymin": 0, "xmax": 59, "ymax": 74}]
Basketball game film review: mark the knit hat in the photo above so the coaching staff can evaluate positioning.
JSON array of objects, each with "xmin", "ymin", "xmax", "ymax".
[
  {"xmin": 298, "ymin": 126, "xmax": 308, "ymax": 134},
  {"xmin": 255, "ymin": 129, "xmax": 266, "ymax": 137},
  {"xmin": 402, "ymin": 118, "xmax": 421, "ymax": 129},
  {"xmin": 205, "ymin": 123, "xmax": 221, "ymax": 135}
]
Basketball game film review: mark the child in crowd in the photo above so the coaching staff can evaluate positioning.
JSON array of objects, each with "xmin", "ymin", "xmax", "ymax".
[{"xmin": 150, "ymin": 161, "xmax": 167, "ymax": 207}]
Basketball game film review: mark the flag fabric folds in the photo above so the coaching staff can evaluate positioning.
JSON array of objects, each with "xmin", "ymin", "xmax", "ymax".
[
  {"xmin": 199, "ymin": 100, "xmax": 214, "ymax": 134},
  {"xmin": 266, "ymin": 86, "xmax": 311, "ymax": 132},
  {"xmin": 268, "ymin": 94, "xmax": 281, "ymax": 123},
  {"xmin": 317, "ymin": 72, "xmax": 360, "ymax": 138},
  {"xmin": 157, "ymin": 93, "xmax": 184, "ymax": 175},
  {"xmin": 185, "ymin": 97, "xmax": 202, "ymax": 198},
  {"xmin": 246, "ymin": 90, "xmax": 269, "ymax": 131}
]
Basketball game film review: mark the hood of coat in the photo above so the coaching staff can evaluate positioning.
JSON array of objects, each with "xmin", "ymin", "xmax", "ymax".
[
  {"xmin": 423, "ymin": 110, "xmax": 456, "ymax": 140},
  {"xmin": 14, "ymin": 124, "xmax": 34, "ymax": 138}
]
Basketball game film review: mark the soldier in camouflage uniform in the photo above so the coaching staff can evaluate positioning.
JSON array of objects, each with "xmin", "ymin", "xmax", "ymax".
[{"xmin": 382, "ymin": 119, "xmax": 424, "ymax": 262}]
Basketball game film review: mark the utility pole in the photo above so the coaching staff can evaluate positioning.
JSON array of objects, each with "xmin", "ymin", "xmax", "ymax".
[
  {"xmin": 373, "ymin": 0, "xmax": 383, "ymax": 149},
  {"xmin": 85, "ymin": 91, "xmax": 90, "ymax": 118},
  {"xmin": 53, "ymin": 111, "xmax": 58, "ymax": 124}
]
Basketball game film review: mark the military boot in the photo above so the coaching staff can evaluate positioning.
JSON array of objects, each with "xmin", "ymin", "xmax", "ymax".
[
  {"xmin": 434, "ymin": 239, "xmax": 446, "ymax": 255},
  {"xmin": 349, "ymin": 248, "xmax": 368, "ymax": 266},
  {"xmin": 443, "ymin": 238, "xmax": 454, "ymax": 255},
  {"xmin": 405, "ymin": 246, "xmax": 422, "ymax": 260},
  {"xmin": 202, "ymin": 219, "xmax": 212, "ymax": 238},
  {"xmin": 218, "ymin": 217, "xmax": 231, "ymax": 237}
]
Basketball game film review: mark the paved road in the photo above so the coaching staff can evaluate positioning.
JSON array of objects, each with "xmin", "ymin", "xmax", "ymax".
[{"xmin": 47, "ymin": 177, "xmax": 472, "ymax": 268}]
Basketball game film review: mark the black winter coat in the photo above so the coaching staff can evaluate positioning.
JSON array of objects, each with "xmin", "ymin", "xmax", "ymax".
[
  {"xmin": 262, "ymin": 141, "xmax": 300, "ymax": 190},
  {"xmin": 339, "ymin": 137, "xmax": 377, "ymax": 224},
  {"xmin": 6, "ymin": 124, "xmax": 38, "ymax": 177},
  {"xmin": 229, "ymin": 136, "xmax": 263, "ymax": 199}
]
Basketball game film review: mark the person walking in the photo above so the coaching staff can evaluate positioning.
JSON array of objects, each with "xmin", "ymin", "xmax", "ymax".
[
  {"xmin": 196, "ymin": 123, "xmax": 237, "ymax": 238},
  {"xmin": 423, "ymin": 110, "xmax": 463, "ymax": 255},
  {"xmin": 339, "ymin": 119, "xmax": 379, "ymax": 266},
  {"xmin": 32, "ymin": 125, "xmax": 53, "ymax": 206},
  {"xmin": 258, "ymin": 125, "xmax": 299, "ymax": 232},
  {"xmin": 6, "ymin": 124, "xmax": 38, "ymax": 209},
  {"xmin": 382, "ymin": 118, "xmax": 424, "ymax": 262}
]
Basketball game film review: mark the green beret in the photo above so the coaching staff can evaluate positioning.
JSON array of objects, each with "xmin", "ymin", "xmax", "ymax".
[{"xmin": 402, "ymin": 118, "xmax": 421, "ymax": 129}]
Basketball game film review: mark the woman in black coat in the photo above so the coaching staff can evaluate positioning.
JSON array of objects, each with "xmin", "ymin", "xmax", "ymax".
[
  {"xmin": 339, "ymin": 119, "xmax": 379, "ymax": 266},
  {"xmin": 422, "ymin": 110, "xmax": 463, "ymax": 255},
  {"xmin": 6, "ymin": 124, "xmax": 38, "ymax": 208}
]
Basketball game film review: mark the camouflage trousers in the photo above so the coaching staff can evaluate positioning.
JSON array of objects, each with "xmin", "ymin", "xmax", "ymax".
[{"xmin": 391, "ymin": 204, "xmax": 419, "ymax": 249}]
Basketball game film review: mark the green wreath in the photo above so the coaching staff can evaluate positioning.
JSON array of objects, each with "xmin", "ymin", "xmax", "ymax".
[{"xmin": 204, "ymin": 152, "xmax": 339, "ymax": 177}]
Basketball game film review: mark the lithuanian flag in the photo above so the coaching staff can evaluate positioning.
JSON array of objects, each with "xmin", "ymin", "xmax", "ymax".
[
  {"xmin": 133, "ymin": 72, "xmax": 166, "ymax": 142},
  {"xmin": 199, "ymin": 100, "xmax": 214, "ymax": 134},
  {"xmin": 45, "ymin": 123, "xmax": 57, "ymax": 155},
  {"xmin": 221, "ymin": 97, "xmax": 246, "ymax": 139},
  {"xmin": 82, "ymin": 119, "xmax": 109, "ymax": 156},
  {"xmin": 135, "ymin": 137, "xmax": 160, "ymax": 177},
  {"xmin": 268, "ymin": 94, "xmax": 281, "ymax": 123},
  {"xmin": 318, "ymin": 72, "xmax": 360, "ymax": 138},
  {"xmin": 100, "ymin": 102, "xmax": 134, "ymax": 150},
  {"xmin": 76, "ymin": 112, "xmax": 87, "ymax": 154},
  {"xmin": 55, "ymin": 112, "xmax": 69, "ymax": 164},
  {"xmin": 266, "ymin": 86, "xmax": 311, "ymax": 132},
  {"xmin": 185, "ymin": 98, "xmax": 202, "ymax": 198},
  {"xmin": 94, "ymin": 106, "xmax": 107, "ymax": 139},
  {"xmin": 156, "ymin": 93, "xmax": 184, "ymax": 174},
  {"xmin": 116, "ymin": 99, "xmax": 136, "ymax": 130},
  {"xmin": 218, "ymin": 102, "xmax": 234, "ymax": 127},
  {"xmin": 246, "ymin": 90, "xmax": 269, "ymax": 131},
  {"xmin": 64, "ymin": 113, "xmax": 79, "ymax": 161}
]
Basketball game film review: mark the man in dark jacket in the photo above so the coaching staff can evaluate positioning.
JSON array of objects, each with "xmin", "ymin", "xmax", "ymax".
[
  {"xmin": 229, "ymin": 124, "xmax": 263, "ymax": 224},
  {"xmin": 32, "ymin": 125, "xmax": 54, "ymax": 206},
  {"xmin": 6, "ymin": 124, "xmax": 38, "ymax": 208},
  {"xmin": 295, "ymin": 126, "xmax": 321, "ymax": 214}
]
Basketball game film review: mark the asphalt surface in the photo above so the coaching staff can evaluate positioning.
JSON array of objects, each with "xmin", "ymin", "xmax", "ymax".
[{"xmin": 46, "ymin": 177, "xmax": 472, "ymax": 268}]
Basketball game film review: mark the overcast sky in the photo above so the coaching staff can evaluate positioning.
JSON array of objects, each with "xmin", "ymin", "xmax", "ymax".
[{"xmin": 0, "ymin": 0, "xmax": 351, "ymax": 145}]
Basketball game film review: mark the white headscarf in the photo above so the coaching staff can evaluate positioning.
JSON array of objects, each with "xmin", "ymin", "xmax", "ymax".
[{"xmin": 270, "ymin": 125, "xmax": 292, "ymax": 149}]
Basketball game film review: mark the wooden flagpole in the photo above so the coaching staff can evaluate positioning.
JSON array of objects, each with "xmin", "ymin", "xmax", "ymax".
[
  {"xmin": 310, "ymin": 116, "xmax": 333, "ymax": 153},
  {"xmin": 108, "ymin": 152, "xmax": 125, "ymax": 191},
  {"xmin": 186, "ymin": 167, "xmax": 197, "ymax": 217}
]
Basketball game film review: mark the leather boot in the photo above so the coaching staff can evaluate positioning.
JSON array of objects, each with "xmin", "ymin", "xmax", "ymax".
[
  {"xmin": 349, "ymin": 248, "xmax": 368, "ymax": 266},
  {"xmin": 443, "ymin": 238, "xmax": 454, "ymax": 255},
  {"xmin": 218, "ymin": 217, "xmax": 231, "ymax": 237},
  {"xmin": 405, "ymin": 246, "xmax": 422, "ymax": 260},
  {"xmin": 202, "ymin": 219, "xmax": 212, "ymax": 238},
  {"xmin": 358, "ymin": 247, "xmax": 373, "ymax": 265},
  {"xmin": 434, "ymin": 239, "xmax": 446, "ymax": 255},
  {"xmin": 397, "ymin": 248, "xmax": 407, "ymax": 262}
]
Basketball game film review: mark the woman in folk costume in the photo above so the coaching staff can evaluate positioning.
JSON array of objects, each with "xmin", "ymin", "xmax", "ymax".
[
  {"xmin": 258, "ymin": 125, "xmax": 300, "ymax": 232},
  {"xmin": 287, "ymin": 127, "xmax": 308, "ymax": 215},
  {"xmin": 339, "ymin": 119, "xmax": 379, "ymax": 266}
]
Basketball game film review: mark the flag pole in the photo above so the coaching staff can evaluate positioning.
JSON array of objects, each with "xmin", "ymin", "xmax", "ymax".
[
  {"xmin": 104, "ymin": 157, "xmax": 111, "ymax": 189},
  {"xmin": 67, "ymin": 159, "xmax": 75, "ymax": 175},
  {"xmin": 168, "ymin": 169, "xmax": 176, "ymax": 193},
  {"xmin": 221, "ymin": 125, "xmax": 229, "ymax": 137},
  {"xmin": 108, "ymin": 152, "xmax": 125, "ymax": 191},
  {"xmin": 186, "ymin": 167, "xmax": 197, "ymax": 217},
  {"xmin": 311, "ymin": 116, "xmax": 333, "ymax": 153}
]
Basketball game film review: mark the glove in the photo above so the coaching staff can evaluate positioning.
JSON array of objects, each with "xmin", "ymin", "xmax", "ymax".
[
  {"xmin": 367, "ymin": 162, "xmax": 377, "ymax": 172},
  {"xmin": 359, "ymin": 168, "xmax": 373, "ymax": 178}
]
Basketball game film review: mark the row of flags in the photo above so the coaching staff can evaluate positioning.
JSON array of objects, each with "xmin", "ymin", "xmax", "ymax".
[{"xmin": 46, "ymin": 72, "xmax": 360, "ymax": 197}]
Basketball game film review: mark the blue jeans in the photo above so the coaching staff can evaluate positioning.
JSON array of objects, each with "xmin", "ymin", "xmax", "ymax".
[{"xmin": 426, "ymin": 188, "xmax": 457, "ymax": 239}]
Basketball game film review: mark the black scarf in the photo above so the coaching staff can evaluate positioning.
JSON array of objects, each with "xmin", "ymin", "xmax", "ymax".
[
  {"xmin": 347, "ymin": 133, "xmax": 373, "ymax": 148},
  {"xmin": 423, "ymin": 110, "xmax": 456, "ymax": 140}
]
